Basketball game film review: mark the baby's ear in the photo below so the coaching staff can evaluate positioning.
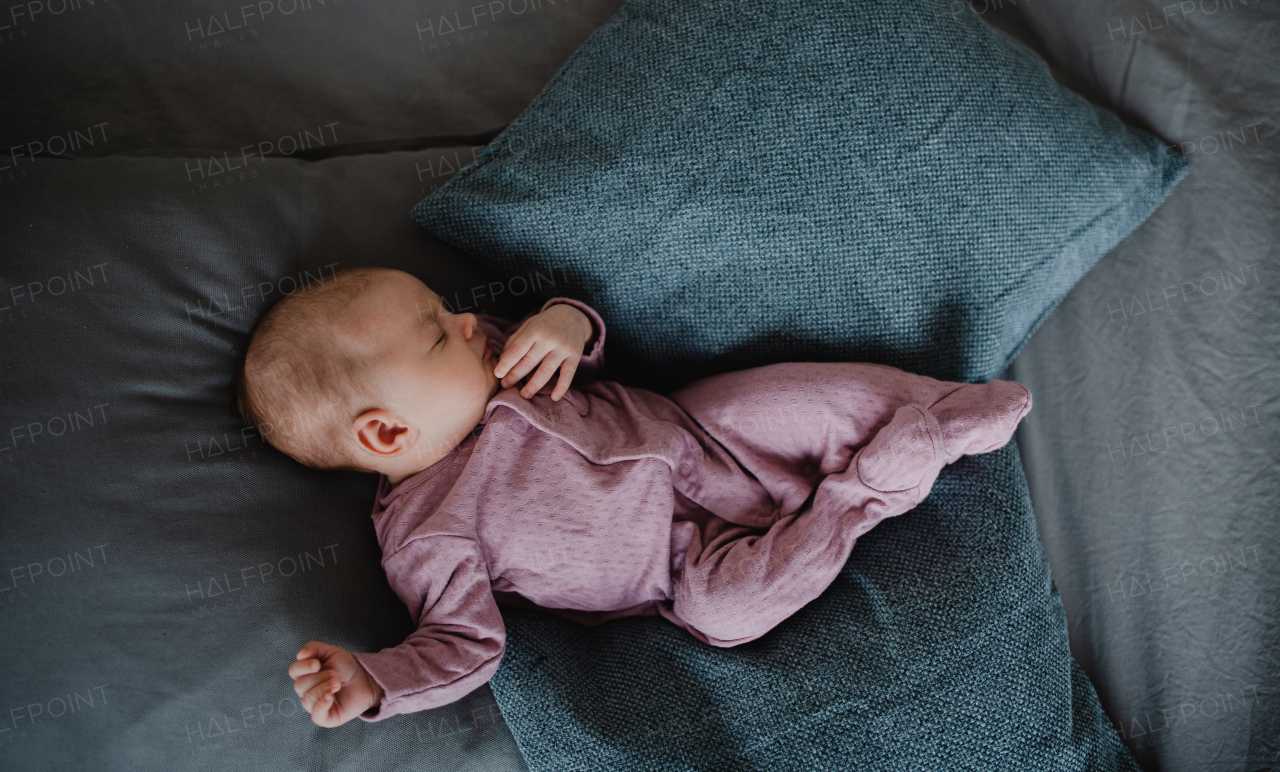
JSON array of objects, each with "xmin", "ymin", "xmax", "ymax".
[{"xmin": 352, "ymin": 409, "xmax": 411, "ymax": 454}]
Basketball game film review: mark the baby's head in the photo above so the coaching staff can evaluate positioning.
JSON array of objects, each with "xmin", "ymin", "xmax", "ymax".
[{"xmin": 235, "ymin": 267, "xmax": 502, "ymax": 484}]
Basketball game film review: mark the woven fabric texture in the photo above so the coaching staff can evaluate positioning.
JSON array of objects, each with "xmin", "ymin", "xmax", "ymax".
[
  {"xmin": 489, "ymin": 443, "xmax": 1136, "ymax": 771},
  {"xmin": 412, "ymin": 0, "xmax": 1188, "ymax": 391},
  {"xmin": 408, "ymin": 0, "xmax": 1186, "ymax": 767}
]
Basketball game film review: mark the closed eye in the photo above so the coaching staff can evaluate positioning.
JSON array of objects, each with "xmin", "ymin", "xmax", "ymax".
[
  {"xmin": 422, "ymin": 302, "xmax": 447, "ymax": 350},
  {"xmin": 433, "ymin": 307, "xmax": 448, "ymax": 348}
]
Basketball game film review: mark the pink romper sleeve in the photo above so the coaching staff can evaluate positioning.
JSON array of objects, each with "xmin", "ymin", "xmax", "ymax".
[{"xmin": 350, "ymin": 534, "xmax": 506, "ymax": 721}]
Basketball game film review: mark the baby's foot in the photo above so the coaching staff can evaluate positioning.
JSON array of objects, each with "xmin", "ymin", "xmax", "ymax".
[
  {"xmin": 855, "ymin": 404, "xmax": 943, "ymax": 493},
  {"xmin": 927, "ymin": 380, "xmax": 1033, "ymax": 465}
]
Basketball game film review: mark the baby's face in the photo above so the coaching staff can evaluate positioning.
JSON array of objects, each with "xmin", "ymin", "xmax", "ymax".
[{"xmin": 335, "ymin": 270, "xmax": 502, "ymax": 482}]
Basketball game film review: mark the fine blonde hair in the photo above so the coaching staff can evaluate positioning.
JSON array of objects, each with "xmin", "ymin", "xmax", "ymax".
[{"xmin": 235, "ymin": 266, "xmax": 393, "ymax": 471}]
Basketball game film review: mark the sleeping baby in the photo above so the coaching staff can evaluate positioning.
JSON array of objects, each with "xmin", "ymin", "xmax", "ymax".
[{"xmin": 234, "ymin": 266, "xmax": 1032, "ymax": 727}]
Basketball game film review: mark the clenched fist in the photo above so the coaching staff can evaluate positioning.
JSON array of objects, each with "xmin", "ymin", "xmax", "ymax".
[{"xmin": 287, "ymin": 641, "xmax": 385, "ymax": 728}]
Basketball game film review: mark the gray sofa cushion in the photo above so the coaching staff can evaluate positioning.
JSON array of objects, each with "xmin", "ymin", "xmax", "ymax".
[{"xmin": 0, "ymin": 149, "xmax": 532, "ymax": 772}]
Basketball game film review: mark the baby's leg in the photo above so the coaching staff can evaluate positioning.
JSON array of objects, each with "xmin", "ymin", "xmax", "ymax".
[
  {"xmin": 659, "ymin": 361, "xmax": 1031, "ymax": 647},
  {"xmin": 666, "ymin": 362, "xmax": 1030, "ymax": 520},
  {"xmin": 658, "ymin": 403, "xmax": 946, "ymax": 648}
]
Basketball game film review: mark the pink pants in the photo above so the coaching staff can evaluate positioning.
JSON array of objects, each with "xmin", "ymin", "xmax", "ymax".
[{"xmin": 654, "ymin": 362, "xmax": 1031, "ymax": 648}]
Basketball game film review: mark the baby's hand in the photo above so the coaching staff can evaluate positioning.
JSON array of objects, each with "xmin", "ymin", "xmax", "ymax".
[
  {"xmin": 288, "ymin": 641, "xmax": 384, "ymax": 728},
  {"xmin": 494, "ymin": 303, "xmax": 593, "ymax": 401}
]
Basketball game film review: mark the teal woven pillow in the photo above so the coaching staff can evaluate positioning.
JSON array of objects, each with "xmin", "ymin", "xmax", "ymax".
[
  {"xmin": 413, "ymin": 0, "xmax": 1187, "ymax": 390},
  {"xmin": 409, "ymin": 0, "xmax": 1186, "ymax": 769}
]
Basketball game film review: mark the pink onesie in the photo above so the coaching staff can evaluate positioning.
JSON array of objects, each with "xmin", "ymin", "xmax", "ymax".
[{"xmin": 350, "ymin": 297, "xmax": 1032, "ymax": 722}]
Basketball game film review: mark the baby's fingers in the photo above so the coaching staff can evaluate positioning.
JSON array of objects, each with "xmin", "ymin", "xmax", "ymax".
[
  {"xmin": 301, "ymin": 672, "xmax": 340, "ymax": 713},
  {"xmin": 293, "ymin": 670, "xmax": 334, "ymax": 701},
  {"xmin": 550, "ymin": 357, "xmax": 578, "ymax": 401},
  {"xmin": 499, "ymin": 340, "xmax": 551, "ymax": 390},
  {"xmin": 295, "ymin": 640, "xmax": 341, "ymax": 664},
  {"xmin": 494, "ymin": 330, "xmax": 533, "ymax": 380},
  {"xmin": 287, "ymin": 657, "xmax": 321, "ymax": 680},
  {"xmin": 520, "ymin": 355, "xmax": 566, "ymax": 399}
]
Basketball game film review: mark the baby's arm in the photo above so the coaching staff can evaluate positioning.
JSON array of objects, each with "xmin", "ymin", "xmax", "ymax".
[
  {"xmin": 494, "ymin": 297, "xmax": 607, "ymax": 400},
  {"xmin": 348, "ymin": 534, "xmax": 506, "ymax": 722},
  {"xmin": 289, "ymin": 534, "xmax": 504, "ymax": 726}
]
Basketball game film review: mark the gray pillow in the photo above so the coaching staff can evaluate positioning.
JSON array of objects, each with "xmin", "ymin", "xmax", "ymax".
[{"xmin": 0, "ymin": 148, "xmax": 532, "ymax": 772}]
